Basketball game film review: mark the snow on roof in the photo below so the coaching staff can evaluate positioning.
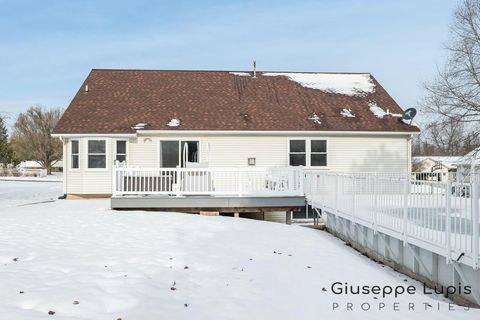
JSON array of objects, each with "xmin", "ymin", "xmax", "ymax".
[
  {"xmin": 412, "ymin": 156, "xmax": 461, "ymax": 168},
  {"xmin": 340, "ymin": 108, "xmax": 355, "ymax": 118},
  {"xmin": 132, "ymin": 123, "xmax": 148, "ymax": 130},
  {"xmin": 455, "ymin": 147, "xmax": 480, "ymax": 165},
  {"xmin": 368, "ymin": 101, "xmax": 402, "ymax": 119},
  {"xmin": 167, "ymin": 118, "xmax": 181, "ymax": 127},
  {"xmin": 307, "ymin": 112, "xmax": 322, "ymax": 125},
  {"xmin": 401, "ymin": 118, "xmax": 419, "ymax": 127},
  {"xmin": 262, "ymin": 72, "xmax": 375, "ymax": 96},
  {"xmin": 229, "ymin": 72, "xmax": 251, "ymax": 77}
]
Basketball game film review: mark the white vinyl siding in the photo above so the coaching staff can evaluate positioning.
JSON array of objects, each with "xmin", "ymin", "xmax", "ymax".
[
  {"xmin": 65, "ymin": 138, "xmax": 114, "ymax": 194},
  {"xmin": 62, "ymin": 134, "xmax": 411, "ymax": 195}
]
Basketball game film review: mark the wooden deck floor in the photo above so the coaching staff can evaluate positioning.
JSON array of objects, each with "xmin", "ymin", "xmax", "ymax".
[{"xmin": 111, "ymin": 195, "xmax": 305, "ymax": 213}]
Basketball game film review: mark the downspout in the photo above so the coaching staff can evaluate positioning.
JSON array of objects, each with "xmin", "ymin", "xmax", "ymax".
[
  {"xmin": 61, "ymin": 137, "xmax": 67, "ymax": 196},
  {"xmin": 407, "ymin": 135, "xmax": 412, "ymax": 173}
]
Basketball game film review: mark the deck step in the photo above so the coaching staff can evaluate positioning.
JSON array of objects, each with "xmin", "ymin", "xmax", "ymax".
[
  {"xmin": 200, "ymin": 211, "xmax": 219, "ymax": 216},
  {"xmin": 300, "ymin": 224, "xmax": 326, "ymax": 230},
  {"xmin": 292, "ymin": 219, "xmax": 326, "ymax": 230}
]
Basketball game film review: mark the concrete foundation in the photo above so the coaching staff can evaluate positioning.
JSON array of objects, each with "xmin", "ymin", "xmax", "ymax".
[{"xmin": 324, "ymin": 212, "xmax": 480, "ymax": 307}]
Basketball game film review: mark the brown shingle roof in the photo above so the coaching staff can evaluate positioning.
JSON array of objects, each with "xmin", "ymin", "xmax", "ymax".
[{"xmin": 53, "ymin": 69, "xmax": 420, "ymax": 134}]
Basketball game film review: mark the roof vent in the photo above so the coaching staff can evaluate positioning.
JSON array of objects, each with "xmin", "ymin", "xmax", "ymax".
[
  {"xmin": 308, "ymin": 112, "xmax": 322, "ymax": 125},
  {"xmin": 253, "ymin": 60, "xmax": 257, "ymax": 79},
  {"xmin": 167, "ymin": 118, "xmax": 181, "ymax": 127},
  {"xmin": 132, "ymin": 123, "xmax": 148, "ymax": 130},
  {"xmin": 85, "ymin": 84, "xmax": 89, "ymax": 92},
  {"xmin": 340, "ymin": 108, "xmax": 355, "ymax": 118}
]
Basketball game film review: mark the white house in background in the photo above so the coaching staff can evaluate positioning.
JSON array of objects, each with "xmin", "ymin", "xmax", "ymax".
[
  {"xmin": 52, "ymin": 69, "xmax": 419, "ymax": 198},
  {"xmin": 411, "ymin": 156, "xmax": 460, "ymax": 173},
  {"xmin": 17, "ymin": 160, "xmax": 63, "ymax": 176},
  {"xmin": 455, "ymin": 147, "xmax": 480, "ymax": 173}
]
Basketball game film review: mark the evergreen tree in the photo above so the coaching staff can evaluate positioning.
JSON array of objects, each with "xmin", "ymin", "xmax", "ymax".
[{"xmin": 0, "ymin": 115, "xmax": 14, "ymax": 165}]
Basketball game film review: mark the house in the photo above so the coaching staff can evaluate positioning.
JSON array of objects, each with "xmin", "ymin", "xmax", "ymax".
[
  {"xmin": 411, "ymin": 156, "xmax": 460, "ymax": 181},
  {"xmin": 412, "ymin": 156, "xmax": 460, "ymax": 173},
  {"xmin": 17, "ymin": 160, "xmax": 63, "ymax": 176},
  {"xmin": 455, "ymin": 147, "xmax": 480, "ymax": 174},
  {"xmin": 52, "ymin": 69, "xmax": 419, "ymax": 204}
]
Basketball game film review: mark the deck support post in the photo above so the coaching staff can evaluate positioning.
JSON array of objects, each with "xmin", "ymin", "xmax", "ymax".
[
  {"xmin": 452, "ymin": 262, "xmax": 480, "ymax": 305},
  {"xmin": 286, "ymin": 210, "xmax": 292, "ymax": 225},
  {"xmin": 234, "ymin": 212, "xmax": 239, "ymax": 218},
  {"xmin": 407, "ymin": 244, "xmax": 432, "ymax": 280}
]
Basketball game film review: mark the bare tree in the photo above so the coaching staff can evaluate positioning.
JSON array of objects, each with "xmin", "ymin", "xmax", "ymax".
[
  {"xmin": 422, "ymin": 0, "xmax": 480, "ymax": 124},
  {"xmin": 412, "ymin": 118, "xmax": 480, "ymax": 156},
  {"xmin": 11, "ymin": 106, "xmax": 63, "ymax": 174}
]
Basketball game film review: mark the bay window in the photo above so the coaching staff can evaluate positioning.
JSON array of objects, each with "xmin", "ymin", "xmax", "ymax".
[
  {"xmin": 87, "ymin": 140, "xmax": 106, "ymax": 169},
  {"xmin": 71, "ymin": 140, "xmax": 79, "ymax": 169}
]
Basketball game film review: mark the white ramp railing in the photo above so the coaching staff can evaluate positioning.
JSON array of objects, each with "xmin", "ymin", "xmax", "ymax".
[
  {"xmin": 304, "ymin": 172, "xmax": 480, "ymax": 269},
  {"xmin": 112, "ymin": 166, "xmax": 304, "ymax": 197}
]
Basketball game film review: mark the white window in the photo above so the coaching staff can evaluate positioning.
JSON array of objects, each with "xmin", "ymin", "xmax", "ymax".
[
  {"xmin": 71, "ymin": 140, "xmax": 79, "ymax": 169},
  {"xmin": 310, "ymin": 140, "xmax": 327, "ymax": 166},
  {"xmin": 87, "ymin": 140, "xmax": 106, "ymax": 169},
  {"xmin": 289, "ymin": 140, "xmax": 306, "ymax": 166},
  {"xmin": 289, "ymin": 139, "xmax": 327, "ymax": 167},
  {"xmin": 116, "ymin": 140, "xmax": 127, "ymax": 163}
]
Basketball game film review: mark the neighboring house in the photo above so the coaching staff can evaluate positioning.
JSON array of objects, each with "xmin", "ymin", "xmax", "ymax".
[
  {"xmin": 455, "ymin": 147, "xmax": 480, "ymax": 173},
  {"xmin": 411, "ymin": 156, "xmax": 460, "ymax": 173},
  {"xmin": 17, "ymin": 160, "xmax": 63, "ymax": 175},
  {"xmin": 52, "ymin": 69, "xmax": 419, "ymax": 197}
]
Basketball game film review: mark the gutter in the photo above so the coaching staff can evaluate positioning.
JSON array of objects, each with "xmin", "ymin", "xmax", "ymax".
[
  {"xmin": 51, "ymin": 133, "xmax": 137, "ymax": 138},
  {"xmin": 136, "ymin": 130, "xmax": 420, "ymax": 136},
  {"xmin": 52, "ymin": 130, "xmax": 419, "ymax": 138}
]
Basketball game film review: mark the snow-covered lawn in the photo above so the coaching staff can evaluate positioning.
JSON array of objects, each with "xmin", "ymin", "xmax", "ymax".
[{"xmin": 0, "ymin": 181, "xmax": 479, "ymax": 319}]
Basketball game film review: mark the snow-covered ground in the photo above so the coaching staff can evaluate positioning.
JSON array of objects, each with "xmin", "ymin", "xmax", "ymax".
[
  {"xmin": 0, "ymin": 172, "xmax": 63, "ymax": 183},
  {"xmin": 0, "ymin": 181, "xmax": 479, "ymax": 320}
]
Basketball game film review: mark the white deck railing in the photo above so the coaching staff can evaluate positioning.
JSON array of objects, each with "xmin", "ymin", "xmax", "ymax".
[
  {"xmin": 304, "ymin": 171, "xmax": 480, "ymax": 269},
  {"xmin": 112, "ymin": 166, "xmax": 304, "ymax": 197}
]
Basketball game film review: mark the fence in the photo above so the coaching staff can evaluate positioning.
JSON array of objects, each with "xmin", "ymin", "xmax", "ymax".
[
  {"xmin": 304, "ymin": 171, "xmax": 480, "ymax": 269},
  {"xmin": 112, "ymin": 166, "xmax": 304, "ymax": 197}
]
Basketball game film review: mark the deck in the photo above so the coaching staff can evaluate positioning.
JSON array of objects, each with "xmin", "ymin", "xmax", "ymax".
[
  {"xmin": 111, "ymin": 166, "xmax": 305, "ymax": 213},
  {"xmin": 111, "ymin": 195, "xmax": 305, "ymax": 211}
]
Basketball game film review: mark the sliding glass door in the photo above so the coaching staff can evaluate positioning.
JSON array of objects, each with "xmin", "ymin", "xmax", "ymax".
[{"xmin": 160, "ymin": 140, "xmax": 199, "ymax": 168}]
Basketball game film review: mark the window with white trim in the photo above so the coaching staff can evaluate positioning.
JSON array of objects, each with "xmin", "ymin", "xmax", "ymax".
[
  {"xmin": 87, "ymin": 140, "xmax": 106, "ymax": 168},
  {"xmin": 310, "ymin": 140, "xmax": 327, "ymax": 166},
  {"xmin": 116, "ymin": 140, "xmax": 127, "ymax": 163},
  {"xmin": 71, "ymin": 140, "xmax": 79, "ymax": 169},
  {"xmin": 289, "ymin": 140, "xmax": 306, "ymax": 166},
  {"xmin": 289, "ymin": 139, "xmax": 327, "ymax": 167}
]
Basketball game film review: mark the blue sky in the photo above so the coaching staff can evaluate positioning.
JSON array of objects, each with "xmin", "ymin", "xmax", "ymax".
[{"xmin": 0, "ymin": 0, "xmax": 458, "ymax": 129}]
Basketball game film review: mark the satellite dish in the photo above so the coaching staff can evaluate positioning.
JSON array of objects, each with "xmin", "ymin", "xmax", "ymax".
[{"xmin": 402, "ymin": 108, "xmax": 417, "ymax": 120}]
